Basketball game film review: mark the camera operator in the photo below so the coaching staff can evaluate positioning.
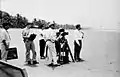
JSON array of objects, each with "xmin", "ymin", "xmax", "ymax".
[{"xmin": 56, "ymin": 28, "xmax": 70, "ymax": 64}]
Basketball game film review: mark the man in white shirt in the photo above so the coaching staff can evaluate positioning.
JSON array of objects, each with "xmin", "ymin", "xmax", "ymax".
[
  {"xmin": 22, "ymin": 23, "xmax": 38, "ymax": 64},
  {"xmin": 0, "ymin": 26, "xmax": 2, "ymax": 59},
  {"xmin": 0, "ymin": 23, "xmax": 11, "ymax": 61},
  {"xmin": 74, "ymin": 24, "xmax": 84, "ymax": 62},
  {"xmin": 44, "ymin": 23, "xmax": 59, "ymax": 66},
  {"xmin": 0, "ymin": 27, "xmax": 2, "ymax": 49}
]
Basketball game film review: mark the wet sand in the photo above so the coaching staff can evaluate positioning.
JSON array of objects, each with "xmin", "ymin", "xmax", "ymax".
[{"xmin": 1, "ymin": 29, "xmax": 120, "ymax": 77}]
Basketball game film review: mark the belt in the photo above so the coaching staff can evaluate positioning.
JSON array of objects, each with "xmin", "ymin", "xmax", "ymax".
[{"xmin": 46, "ymin": 39, "xmax": 55, "ymax": 43}]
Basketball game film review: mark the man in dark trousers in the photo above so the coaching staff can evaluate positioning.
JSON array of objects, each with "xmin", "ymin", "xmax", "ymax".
[
  {"xmin": 74, "ymin": 24, "xmax": 84, "ymax": 62},
  {"xmin": 39, "ymin": 27, "xmax": 46, "ymax": 59}
]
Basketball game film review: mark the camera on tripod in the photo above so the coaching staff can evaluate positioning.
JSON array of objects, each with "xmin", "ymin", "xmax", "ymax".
[
  {"xmin": 61, "ymin": 32, "xmax": 69, "ymax": 36},
  {"xmin": 56, "ymin": 28, "xmax": 69, "ymax": 37}
]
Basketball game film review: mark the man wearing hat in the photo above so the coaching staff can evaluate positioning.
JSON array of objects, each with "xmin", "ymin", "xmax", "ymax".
[
  {"xmin": 0, "ymin": 23, "xmax": 11, "ymax": 61},
  {"xmin": 44, "ymin": 23, "xmax": 59, "ymax": 66},
  {"xmin": 74, "ymin": 24, "xmax": 84, "ymax": 62},
  {"xmin": 22, "ymin": 23, "xmax": 38, "ymax": 64}
]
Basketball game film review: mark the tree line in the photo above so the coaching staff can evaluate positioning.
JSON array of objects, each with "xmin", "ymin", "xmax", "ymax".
[{"xmin": 0, "ymin": 10, "xmax": 75, "ymax": 29}]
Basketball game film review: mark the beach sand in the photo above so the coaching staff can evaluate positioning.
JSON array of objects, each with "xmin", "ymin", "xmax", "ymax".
[{"xmin": 1, "ymin": 29, "xmax": 120, "ymax": 77}]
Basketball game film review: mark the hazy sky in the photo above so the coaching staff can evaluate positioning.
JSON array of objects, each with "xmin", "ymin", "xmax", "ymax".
[{"xmin": 1, "ymin": 0, "xmax": 120, "ymax": 29}]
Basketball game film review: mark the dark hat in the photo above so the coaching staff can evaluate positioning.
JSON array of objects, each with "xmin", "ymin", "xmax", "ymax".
[
  {"xmin": 75, "ymin": 24, "xmax": 81, "ymax": 29},
  {"xmin": 59, "ymin": 28, "xmax": 65, "ymax": 32}
]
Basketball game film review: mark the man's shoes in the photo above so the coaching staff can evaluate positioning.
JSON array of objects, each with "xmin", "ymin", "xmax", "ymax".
[
  {"xmin": 47, "ymin": 63, "xmax": 60, "ymax": 66},
  {"xmin": 33, "ymin": 60, "xmax": 39, "ymax": 64},
  {"xmin": 27, "ymin": 61, "xmax": 31, "ymax": 65},
  {"xmin": 76, "ymin": 58, "xmax": 85, "ymax": 62},
  {"xmin": 53, "ymin": 63, "xmax": 60, "ymax": 66},
  {"xmin": 47, "ymin": 63, "xmax": 53, "ymax": 66},
  {"xmin": 40, "ymin": 56, "xmax": 46, "ymax": 59}
]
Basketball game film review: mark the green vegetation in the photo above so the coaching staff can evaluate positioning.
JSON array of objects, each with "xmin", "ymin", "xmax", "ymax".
[{"xmin": 0, "ymin": 10, "xmax": 75, "ymax": 29}]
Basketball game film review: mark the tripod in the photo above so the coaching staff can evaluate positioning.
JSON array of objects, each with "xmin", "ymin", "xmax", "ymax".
[{"xmin": 57, "ymin": 39, "xmax": 75, "ymax": 64}]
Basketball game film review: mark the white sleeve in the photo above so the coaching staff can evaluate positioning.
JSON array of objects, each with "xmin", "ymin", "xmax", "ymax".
[
  {"xmin": 74, "ymin": 30, "xmax": 77, "ymax": 40},
  {"xmin": 74, "ymin": 30, "xmax": 80, "ymax": 45},
  {"xmin": 22, "ymin": 29, "xmax": 28, "ymax": 38},
  {"xmin": 39, "ymin": 30, "xmax": 43, "ymax": 36},
  {"xmin": 1, "ymin": 30, "xmax": 6, "ymax": 41}
]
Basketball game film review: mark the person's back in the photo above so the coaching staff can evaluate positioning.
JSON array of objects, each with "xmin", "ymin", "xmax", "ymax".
[
  {"xmin": 45, "ymin": 23, "xmax": 60, "ymax": 65},
  {"xmin": 0, "ymin": 23, "xmax": 11, "ymax": 61},
  {"xmin": 0, "ymin": 28, "xmax": 2, "ymax": 50},
  {"xmin": 0, "ymin": 29, "xmax": 11, "ymax": 45},
  {"xmin": 44, "ymin": 28, "xmax": 56, "ymax": 42}
]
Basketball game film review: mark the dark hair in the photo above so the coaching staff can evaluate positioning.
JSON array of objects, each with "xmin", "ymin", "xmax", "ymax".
[{"xmin": 76, "ymin": 24, "xmax": 81, "ymax": 29}]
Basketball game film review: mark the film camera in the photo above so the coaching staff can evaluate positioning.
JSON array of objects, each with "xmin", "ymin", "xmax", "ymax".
[
  {"xmin": 61, "ymin": 32, "xmax": 68, "ymax": 36},
  {"xmin": 56, "ymin": 28, "xmax": 69, "ymax": 37}
]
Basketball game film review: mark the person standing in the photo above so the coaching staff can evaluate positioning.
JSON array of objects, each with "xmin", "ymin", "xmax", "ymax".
[
  {"xmin": 39, "ymin": 27, "xmax": 46, "ymax": 59},
  {"xmin": 22, "ymin": 23, "xmax": 38, "ymax": 64},
  {"xmin": 74, "ymin": 24, "xmax": 84, "ymax": 62},
  {"xmin": 44, "ymin": 23, "xmax": 59, "ymax": 66},
  {"xmin": 0, "ymin": 23, "xmax": 11, "ymax": 62}
]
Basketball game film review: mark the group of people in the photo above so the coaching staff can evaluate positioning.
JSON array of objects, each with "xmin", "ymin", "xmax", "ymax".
[{"xmin": 0, "ymin": 22, "xmax": 84, "ymax": 66}]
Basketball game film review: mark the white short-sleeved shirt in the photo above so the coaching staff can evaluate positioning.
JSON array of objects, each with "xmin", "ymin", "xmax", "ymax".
[
  {"xmin": 39, "ymin": 29, "xmax": 45, "ymax": 40},
  {"xmin": 44, "ymin": 28, "xmax": 56, "ymax": 41},
  {"xmin": 0, "ymin": 28, "xmax": 2, "ymax": 42},
  {"xmin": 0, "ymin": 28, "xmax": 2, "ymax": 48},
  {"xmin": 74, "ymin": 29, "xmax": 84, "ymax": 40},
  {"xmin": 0, "ymin": 29, "xmax": 11, "ymax": 45}
]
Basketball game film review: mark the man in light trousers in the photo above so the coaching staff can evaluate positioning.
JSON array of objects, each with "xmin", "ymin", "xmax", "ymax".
[{"xmin": 44, "ymin": 23, "xmax": 59, "ymax": 66}]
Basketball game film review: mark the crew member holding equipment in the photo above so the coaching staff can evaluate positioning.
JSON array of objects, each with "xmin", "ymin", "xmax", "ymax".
[{"xmin": 22, "ymin": 23, "xmax": 38, "ymax": 65}]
